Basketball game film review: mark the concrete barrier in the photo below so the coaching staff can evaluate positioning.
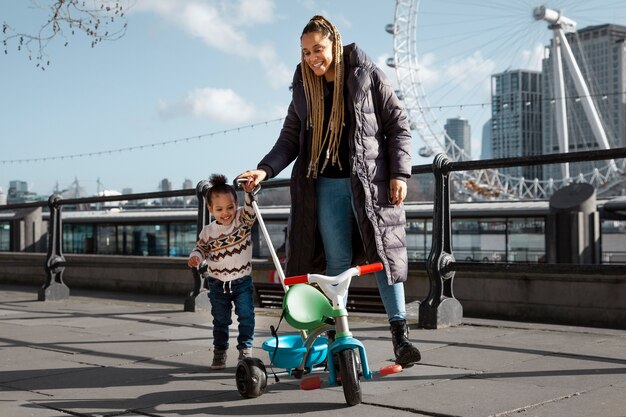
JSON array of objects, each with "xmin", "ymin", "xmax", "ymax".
[{"xmin": 1, "ymin": 252, "xmax": 625, "ymax": 329}]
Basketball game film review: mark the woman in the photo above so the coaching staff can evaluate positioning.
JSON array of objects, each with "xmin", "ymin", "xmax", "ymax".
[{"xmin": 238, "ymin": 15, "xmax": 420, "ymax": 367}]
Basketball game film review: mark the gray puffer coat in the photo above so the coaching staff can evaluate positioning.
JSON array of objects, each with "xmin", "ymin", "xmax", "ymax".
[{"xmin": 258, "ymin": 43, "xmax": 412, "ymax": 284}]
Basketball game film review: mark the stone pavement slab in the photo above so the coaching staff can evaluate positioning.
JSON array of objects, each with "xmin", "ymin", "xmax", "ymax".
[{"xmin": 2, "ymin": 284, "xmax": 626, "ymax": 417}]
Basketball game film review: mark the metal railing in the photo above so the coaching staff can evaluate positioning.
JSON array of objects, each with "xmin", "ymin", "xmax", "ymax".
[
  {"xmin": 2, "ymin": 148, "xmax": 626, "ymax": 327},
  {"xmin": 418, "ymin": 147, "xmax": 626, "ymax": 329},
  {"xmin": 3, "ymin": 189, "xmax": 196, "ymax": 301}
]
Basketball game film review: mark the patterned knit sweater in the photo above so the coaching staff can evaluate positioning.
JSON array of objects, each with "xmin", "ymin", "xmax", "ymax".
[{"xmin": 189, "ymin": 193, "xmax": 256, "ymax": 282}]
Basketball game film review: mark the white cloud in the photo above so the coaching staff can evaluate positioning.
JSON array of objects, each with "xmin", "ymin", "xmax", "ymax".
[
  {"xmin": 181, "ymin": 3, "xmax": 255, "ymax": 56},
  {"xmin": 390, "ymin": 52, "xmax": 440, "ymax": 89},
  {"xmin": 257, "ymin": 44, "xmax": 293, "ymax": 89},
  {"xmin": 375, "ymin": 53, "xmax": 399, "ymax": 89},
  {"xmin": 415, "ymin": 52, "xmax": 440, "ymax": 86},
  {"xmin": 521, "ymin": 43, "xmax": 546, "ymax": 72},
  {"xmin": 444, "ymin": 51, "xmax": 495, "ymax": 91},
  {"xmin": 133, "ymin": 0, "xmax": 291, "ymax": 89},
  {"xmin": 236, "ymin": 0, "xmax": 276, "ymax": 25},
  {"xmin": 158, "ymin": 87, "xmax": 257, "ymax": 123},
  {"xmin": 443, "ymin": 51, "xmax": 495, "ymax": 100}
]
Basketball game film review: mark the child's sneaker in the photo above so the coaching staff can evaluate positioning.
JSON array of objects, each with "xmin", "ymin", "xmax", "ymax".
[
  {"xmin": 211, "ymin": 349, "xmax": 227, "ymax": 370},
  {"xmin": 238, "ymin": 348, "xmax": 252, "ymax": 361}
]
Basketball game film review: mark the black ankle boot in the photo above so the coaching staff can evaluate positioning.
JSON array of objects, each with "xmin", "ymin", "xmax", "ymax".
[{"xmin": 390, "ymin": 319, "xmax": 421, "ymax": 367}]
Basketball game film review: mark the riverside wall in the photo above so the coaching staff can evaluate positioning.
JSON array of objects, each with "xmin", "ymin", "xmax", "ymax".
[{"xmin": 1, "ymin": 252, "xmax": 625, "ymax": 329}]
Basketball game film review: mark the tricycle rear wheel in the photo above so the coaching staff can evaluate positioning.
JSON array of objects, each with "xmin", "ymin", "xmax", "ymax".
[{"xmin": 338, "ymin": 349, "xmax": 361, "ymax": 406}]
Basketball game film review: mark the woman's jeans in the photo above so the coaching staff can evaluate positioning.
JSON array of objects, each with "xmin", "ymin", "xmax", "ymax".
[
  {"xmin": 315, "ymin": 176, "xmax": 406, "ymax": 322},
  {"xmin": 207, "ymin": 275, "xmax": 255, "ymax": 351}
]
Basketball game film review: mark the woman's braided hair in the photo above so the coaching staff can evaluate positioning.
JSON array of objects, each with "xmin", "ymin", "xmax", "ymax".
[{"xmin": 301, "ymin": 15, "xmax": 345, "ymax": 178}]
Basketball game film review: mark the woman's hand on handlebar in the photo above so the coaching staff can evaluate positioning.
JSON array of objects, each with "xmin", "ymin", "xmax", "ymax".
[{"xmin": 236, "ymin": 169, "xmax": 267, "ymax": 193}]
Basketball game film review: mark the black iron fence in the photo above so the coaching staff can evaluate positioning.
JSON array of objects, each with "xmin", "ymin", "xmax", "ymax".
[
  {"xmin": 416, "ymin": 147, "xmax": 626, "ymax": 329},
  {"xmin": 1, "ymin": 148, "xmax": 626, "ymax": 328}
]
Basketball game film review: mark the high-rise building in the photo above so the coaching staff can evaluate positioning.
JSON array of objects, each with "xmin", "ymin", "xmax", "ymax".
[
  {"xmin": 7, "ymin": 180, "xmax": 39, "ymax": 204},
  {"xmin": 491, "ymin": 70, "xmax": 543, "ymax": 179},
  {"xmin": 541, "ymin": 24, "xmax": 626, "ymax": 181},
  {"xmin": 182, "ymin": 179, "xmax": 194, "ymax": 190},
  {"xmin": 160, "ymin": 178, "xmax": 172, "ymax": 192},
  {"xmin": 160, "ymin": 178, "xmax": 173, "ymax": 206},
  {"xmin": 9, "ymin": 180, "xmax": 28, "ymax": 193},
  {"xmin": 444, "ymin": 117, "xmax": 471, "ymax": 160},
  {"xmin": 481, "ymin": 119, "xmax": 493, "ymax": 160}
]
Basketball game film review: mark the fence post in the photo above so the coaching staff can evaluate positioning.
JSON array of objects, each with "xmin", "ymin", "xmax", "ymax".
[
  {"xmin": 184, "ymin": 180, "xmax": 212, "ymax": 312},
  {"xmin": 419, "ymin": 153, "xmax": 463, "ymax": 328},
  {"xmin": 38, "ymin": 194, "xmax": 70, "ymax": 301},
  {"xmin": 547, "ymin": 182, "xmax": 600, "ymax": 263}
]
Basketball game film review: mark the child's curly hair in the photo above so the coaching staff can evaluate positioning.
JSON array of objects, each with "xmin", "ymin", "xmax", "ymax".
[{"xmin": 206, "ymin": 174, "xmax": 237, "ymax": 206}]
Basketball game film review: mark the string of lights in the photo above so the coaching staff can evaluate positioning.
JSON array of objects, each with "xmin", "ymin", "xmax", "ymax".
[
  {"xmin": 1, "ymin": 117, "xmax": 286, "ymax": 165},
  {"xmin": 2, "ymin": 89, "xmax": 623, "ymax": 165},
  {"xmin": 422, "ymin": 90, "xmax": 622, "ymax": 111}
]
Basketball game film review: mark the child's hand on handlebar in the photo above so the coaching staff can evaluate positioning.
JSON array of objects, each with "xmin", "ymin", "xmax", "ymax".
[
  {"xmin": 187, "ymin": 256, "xmax": 202, "ymax": 269},
  {"xmin": 241, "ymin": 177, "xmax": 256, "ymax": 193}
]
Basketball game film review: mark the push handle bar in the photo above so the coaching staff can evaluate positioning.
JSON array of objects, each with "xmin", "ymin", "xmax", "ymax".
[
  {"xmin": 234, "ymin": 177, "xmax": 261, "ymax": 196},
  {"xmin": 283, "ymin": 262, "xmax": 383, "ymax": 286}
]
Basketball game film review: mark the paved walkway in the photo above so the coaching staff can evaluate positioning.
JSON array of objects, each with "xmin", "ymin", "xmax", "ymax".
[{"xmin": 1, "ymin": 284, "xmax": 626, "ymax": 417}]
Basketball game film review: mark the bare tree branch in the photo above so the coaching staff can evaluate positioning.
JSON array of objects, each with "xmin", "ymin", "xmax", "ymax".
[{"xmin": 2, "ymin": 0, "xmax": 134, "ymax": 70}]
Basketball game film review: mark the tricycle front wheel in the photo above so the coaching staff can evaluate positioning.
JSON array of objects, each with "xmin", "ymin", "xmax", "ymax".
[
  {"xmin": 338, "ymin": 349, "xmax": 362, "ymax": 406},
  {"xmin": 235, "ymin": 357, "xmax": 267, "ymax": 398}
]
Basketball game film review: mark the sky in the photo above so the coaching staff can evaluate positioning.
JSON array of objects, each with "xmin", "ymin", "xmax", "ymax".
[{"xmin": 1, "ymin": 0, "xmax": 625, "ymax": 197}]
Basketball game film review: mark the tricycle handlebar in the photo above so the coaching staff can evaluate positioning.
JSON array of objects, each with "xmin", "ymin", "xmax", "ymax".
[
  {"xmin": 283, "ymin": 262, "xmax": 383, "ymax": 286},
  {"xmin": 357, "ymin": 262, "xmax": 384, "ymax": 275},
  {"xmin": 283, "ymin": 274, "xmax": 309, "ymax": 286}
]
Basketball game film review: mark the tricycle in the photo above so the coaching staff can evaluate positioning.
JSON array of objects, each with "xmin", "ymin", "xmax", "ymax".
[{"xmin": 234, "ymin": 180, "xmax": 401, "ymax": 406}]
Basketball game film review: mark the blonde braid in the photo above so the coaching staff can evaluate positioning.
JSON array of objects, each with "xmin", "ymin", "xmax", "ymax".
[{"xmin": 301, "ymin": 15, "xmax": 345, "ymax": 178}]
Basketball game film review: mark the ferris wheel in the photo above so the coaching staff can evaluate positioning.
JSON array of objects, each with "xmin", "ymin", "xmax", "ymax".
[{"xmin": 388, "ymin": 0, "xmax": 626, "ymax": 199}]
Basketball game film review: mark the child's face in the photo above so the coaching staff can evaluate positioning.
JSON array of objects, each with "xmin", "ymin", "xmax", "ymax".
[{"xmin": 208, "ymin": 192, "xmax": 237, "ymax": 226}]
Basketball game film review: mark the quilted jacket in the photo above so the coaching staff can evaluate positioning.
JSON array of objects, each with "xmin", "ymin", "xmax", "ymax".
[{"xmin": 258, "ymin": 43, "xmax": 412, "ymax": 284}]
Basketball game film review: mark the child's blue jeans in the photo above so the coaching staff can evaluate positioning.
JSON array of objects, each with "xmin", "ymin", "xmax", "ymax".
[{"xmin": 207, "ymin": 275, "xmax": 255, "ymax": 351}]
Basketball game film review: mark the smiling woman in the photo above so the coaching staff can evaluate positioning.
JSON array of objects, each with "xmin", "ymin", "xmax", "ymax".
[{"xmin": 237, "ymin": 14, "xmax": 422, "ymax": 369}]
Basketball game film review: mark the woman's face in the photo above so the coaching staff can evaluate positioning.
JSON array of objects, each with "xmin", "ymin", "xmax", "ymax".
[{"xmin": 301, "ymin": 31, "xmax": 335, "ymax": 81}]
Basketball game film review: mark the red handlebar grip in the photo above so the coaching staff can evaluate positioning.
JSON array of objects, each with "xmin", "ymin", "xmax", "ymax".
[
  {"xmin": 357, "ymin": 262, "xmax": 383, "ymax": 275},
  {"xmin": 284, "ymin": 274, "xmax": 309, "ymax": 285}
]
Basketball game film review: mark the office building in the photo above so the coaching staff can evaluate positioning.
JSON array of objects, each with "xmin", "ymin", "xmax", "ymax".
[
  {"xmin": 491, "ymin": 70, "xmax": 543, "ymax": 179},
  {"xmin": 182, "ymin": 179, "xmax": 194, "ymax": 190},
  {"xmin": 481, "ymin": 119, "xmax": 493, "ymax": 160},
  {"xmin": 7, "ymin": 180, "xmax": 39, "ymax": 204},
  {"xmin": 541, "ymin": 24, "xmax": 626, "ymax": 181},
  {"xmin": 444, "ymin": 117, "xmax": 471, "ymax": 160}
]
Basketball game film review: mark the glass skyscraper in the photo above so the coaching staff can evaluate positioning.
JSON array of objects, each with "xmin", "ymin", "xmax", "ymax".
[
  {"xmin": 490, "ymin": 70, "xmax": 543, "ymax": 179},
  {"xmin": 541, "ymin": 24, "xmax": 626, "ymax": 182},
  {"xmin": 444, "ymin": 117, "xmax": 471, "ymax": 161}
]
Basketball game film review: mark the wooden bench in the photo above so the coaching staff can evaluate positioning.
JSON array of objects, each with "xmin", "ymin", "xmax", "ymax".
[{"xmin": 253, "ymin": 282, "xmax": 385, "ymax": 314}]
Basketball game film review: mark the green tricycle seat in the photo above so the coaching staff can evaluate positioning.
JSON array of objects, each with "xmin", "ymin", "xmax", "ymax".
[{"xmin": 283, "ymin": 284, "xmax": 335, "ymax": 331}]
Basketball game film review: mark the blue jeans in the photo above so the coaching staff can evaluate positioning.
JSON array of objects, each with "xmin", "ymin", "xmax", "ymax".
[
  {"xmin": 315, "ymin": 176, "xmax": 406, "ymax": 322},
  {"xmin": 207, "ymin": 275, "xmax": 255, "ymax": 350}
]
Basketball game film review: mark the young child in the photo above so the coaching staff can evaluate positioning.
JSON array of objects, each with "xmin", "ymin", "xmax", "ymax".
[{"xmin": 187, "ymin": 174, "xmax": 256, "ymax": 370}]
